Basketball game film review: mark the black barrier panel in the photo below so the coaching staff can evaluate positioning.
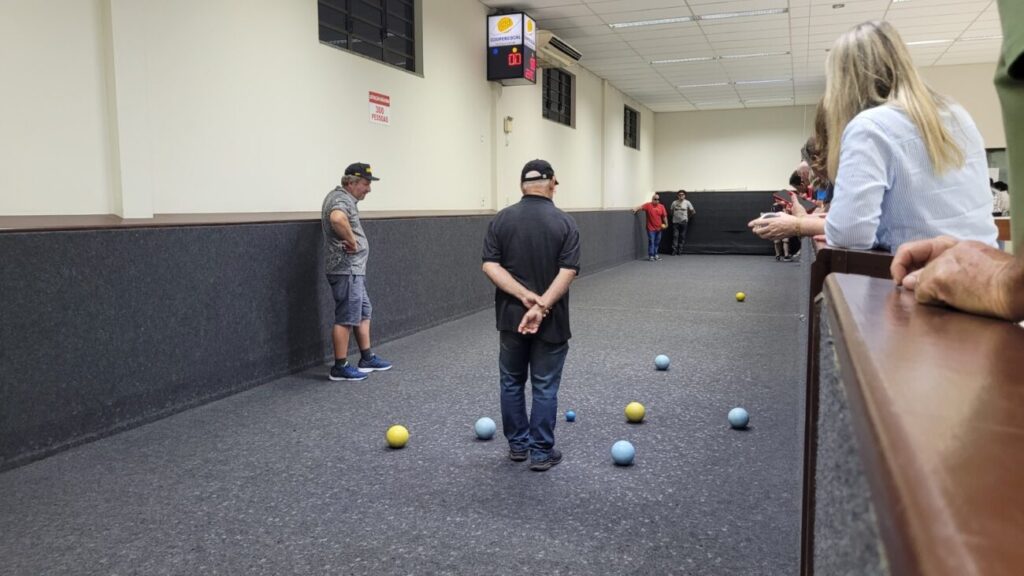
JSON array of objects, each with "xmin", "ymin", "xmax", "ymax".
[{"xmin": 654, "ymin": 191, "xmax": 780, "ymax": 255}]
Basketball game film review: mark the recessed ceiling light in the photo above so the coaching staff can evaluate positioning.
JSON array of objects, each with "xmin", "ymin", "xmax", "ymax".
[
  {"xmin": 906, "ymin": 39, "xmax": 952, "ymax": 46},
  {"xmin": 678, "ymin": 82, "xmax": 731, "ymax": 88},
  {"xmin": 734, "ymin": 78, "xmax": 792, "ymax": 85},
  {"xmin": 960, "ymin": 35, "xmax": 1003, "ymax": 42},
  {"xmin": 698, "ymin": 8, "xmax": 788, "ymax": 21},
  {"xmin": 654, "ymin": 51, "xmax": 789, "ymax": 65},
  {"xmin": 609, "ymin": 16, "xmax": 693, "ymax": 29},
  {"xmin": 609, "ymin": 8, "xmax": 787, "ymax": 29},
  {"xmin": 720, "ymin": 51, "xmax": 790, "ymax": 60},
  {"xmin": 745, "ymin": 97, "xmax": 794, "ymax": 104},
  {"xmin": 651, "ymin": 56, "xmax": 715, "ymax": 65}
]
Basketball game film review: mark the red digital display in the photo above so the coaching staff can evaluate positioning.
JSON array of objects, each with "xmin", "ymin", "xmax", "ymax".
[{"xmin": 508, "ymin": 52, "xmax": 522, "ymax": 66}]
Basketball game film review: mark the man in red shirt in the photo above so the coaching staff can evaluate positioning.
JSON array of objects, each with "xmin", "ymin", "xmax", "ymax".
[{"xmin": 633, "ymin": 193, "xmax": 668, "ymax": 261}]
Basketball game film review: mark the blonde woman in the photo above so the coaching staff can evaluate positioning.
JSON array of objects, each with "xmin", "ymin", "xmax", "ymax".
[{"xmin": 749, "ymin": 21, "xmax": 997, "ymax": 253}]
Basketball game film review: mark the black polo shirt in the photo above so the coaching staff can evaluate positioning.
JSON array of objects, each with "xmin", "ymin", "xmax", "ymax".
[{"xmin": 482, "ymin": 195, "xmax": 581, "ymax": 343}]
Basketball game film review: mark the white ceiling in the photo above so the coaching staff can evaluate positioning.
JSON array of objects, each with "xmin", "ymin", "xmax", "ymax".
[{"xmin": 477, "ymin": 0, "xmax": 1002, "ymax": 112}]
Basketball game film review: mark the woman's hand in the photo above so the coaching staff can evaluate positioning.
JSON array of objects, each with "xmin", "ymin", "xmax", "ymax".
[{"xmin": 748, "ymin": 213, "xmax": 800, "ymax": 240}]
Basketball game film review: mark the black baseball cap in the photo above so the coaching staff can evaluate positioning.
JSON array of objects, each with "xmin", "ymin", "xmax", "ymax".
[
  {"xmin": 521, "ymin": 159, "xmax": 557, "ymax": 183},
  {"xmin": 344, "ymin": 162, "xmax": 380, "ymax": 181}
]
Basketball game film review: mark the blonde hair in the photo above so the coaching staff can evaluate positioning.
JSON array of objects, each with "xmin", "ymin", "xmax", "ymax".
[{"xmin": 823, "ymin": 20, "xmax": 963, "ymax": 180}]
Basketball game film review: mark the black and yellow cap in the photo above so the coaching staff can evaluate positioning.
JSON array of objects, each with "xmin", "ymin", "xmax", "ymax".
[{"xmin": 344, "ymin": 162, "xmax": 380, "ymax": 181}]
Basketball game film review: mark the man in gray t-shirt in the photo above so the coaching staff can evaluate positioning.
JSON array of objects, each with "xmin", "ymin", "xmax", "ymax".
[
  {"xmin": 321, "ymin": 162, "xmax": 392, "ymax": 381},
  {"xmin": 669, "ymin": 190, "xmax": 696, "ymax": 255}
]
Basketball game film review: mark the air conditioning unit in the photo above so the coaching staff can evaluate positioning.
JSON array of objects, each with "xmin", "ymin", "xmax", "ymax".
[{"xmin": 535, "ymin": 30, "xmax": 582, "ymax": 69}]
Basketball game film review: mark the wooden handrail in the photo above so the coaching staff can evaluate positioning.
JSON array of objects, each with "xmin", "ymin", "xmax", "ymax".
[
  {"xmin": 822, "ymin": 273, "xmax": 1024, "ymax": 574},
  {"xmin": 995, "ymin": 217, "xmax": 1011, "ymax": 242},
  {"xmin": 801, "ymin": 242, "xmax": 894, "ymax": 575},
  {"xmin": 0, "ymin": 208, "xmax": 635, "ymax": 233}
]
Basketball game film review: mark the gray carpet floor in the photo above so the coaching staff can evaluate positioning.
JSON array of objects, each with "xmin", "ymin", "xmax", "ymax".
[{"xmin": 0, "ymin": 255, "xmax": 806, "ymax": 576}]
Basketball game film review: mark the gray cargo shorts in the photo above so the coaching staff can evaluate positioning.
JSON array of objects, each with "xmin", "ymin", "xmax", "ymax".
[{"xmin": 327, "ymin": 274, "xmax": 372, "ymax": 326}]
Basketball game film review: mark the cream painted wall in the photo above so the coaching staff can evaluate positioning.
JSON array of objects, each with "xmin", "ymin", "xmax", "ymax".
[
  {"xmin": 128, "ymin": 0, "xmax": 495, "ymax": 214},
  {"xmin": 0, "ymin": 0, "xmax": 116, "ymax": 215},
  {"xmin": 603, "ymin": 83, "xmax": 655, "ymax": 208},
  {"xmin": 652, "ymin": 64, "xmax": 1003, "ymax": 192},
  {"xmin": 654, "ymin": 106, "xmax": 815, "ymax": 192},
  {"xmin": 920, "ymin": 63, "xmax": 1004, "ymax": 148},
  {"xmin": 493, "ymin": 65, "xmax": 606, "ymax": 210},
  {"xmin": 0, "ymin": 0, "xmax": 654, "ymax": 216}
]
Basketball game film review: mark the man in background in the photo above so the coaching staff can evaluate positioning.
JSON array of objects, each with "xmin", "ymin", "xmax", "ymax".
[
  {"xmin": 669, "ymin": 190, "xmax": 696, "ymax": 255},
  {"xmin": 634, "ymin": 193, "xmax": 668, "ymax": 261}
]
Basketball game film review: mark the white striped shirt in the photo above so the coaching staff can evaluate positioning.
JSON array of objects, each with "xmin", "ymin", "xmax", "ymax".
[{"xmin": 825, "ymin": 103, "xmax": 998, "ymax": 253}]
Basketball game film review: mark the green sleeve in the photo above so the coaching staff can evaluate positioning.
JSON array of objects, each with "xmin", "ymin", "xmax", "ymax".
[{"xmin": 996, "ymin": 0, "xmax": 1024, "ymax": 249}]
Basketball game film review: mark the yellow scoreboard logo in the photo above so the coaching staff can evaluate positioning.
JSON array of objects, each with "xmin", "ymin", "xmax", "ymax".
[
  {"xmin": 488, "ymin": 14, "xmax": 524, "ymax": 47},
  {"xmin": 526, "ymin": 19, "xmax": 534, "ymax": 33}
]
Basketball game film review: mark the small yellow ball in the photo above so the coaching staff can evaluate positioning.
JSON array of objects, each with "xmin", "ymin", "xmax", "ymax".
[
  {"xmin": 625, "ymin": 401, "xmax": 646, "ymax": 423},
  {"xmin": 736, "ymin": 292, "xmax": 746, "ymax": 302},
  {"xmin": 386, "ymin": 425, "xmax": 409, "ymax": 449}
]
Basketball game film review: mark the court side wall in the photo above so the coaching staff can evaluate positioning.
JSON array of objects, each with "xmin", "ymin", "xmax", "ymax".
[
  {"xmin": 0, "ymin": 0, "xmax": 117, "ymax": 216},
  {"xmin": 0, "ymin": 0, "xmax": 654, "ymax": 216},
  {"xmin": 0, "ymin": 209, "xmax": 635, "ymax": 471}
]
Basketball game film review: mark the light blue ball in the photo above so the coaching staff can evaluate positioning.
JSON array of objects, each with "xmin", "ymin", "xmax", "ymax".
[
  {"xmin": 611, "ymin": 440, "xmax": 635, "ymax": 466},
  {"xmin": 474, "ymin": 417, "xmax": 496, "ymax": 440},
  {"xmin": 728, "ymin": 407, "xmax": 749, "ymax": 429},
  {"xmin": 566, "ymin": 410, "xmax": 576, "ymax": 422},
  {"xmin": 654, "ymin": 354, "xmax": 670, "ymax": 370}
]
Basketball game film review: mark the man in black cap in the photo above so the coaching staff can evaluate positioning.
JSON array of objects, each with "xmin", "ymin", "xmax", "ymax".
[
  {"xmin": 321, "ymin": 162, "xmax": 392, "ymax": 381},
  {"xmin": 481, "ymin": 159, "xmax": 580, "ymax": 471}
]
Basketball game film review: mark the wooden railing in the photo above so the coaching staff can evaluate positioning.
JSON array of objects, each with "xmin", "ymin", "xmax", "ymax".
[
  {"xmin": 801, "ymin": 242, "xmax": 894, "ymax": 575},
  {"xmin": 813, "ymin": 273, "xmax": 1024, "ymax": 574}
]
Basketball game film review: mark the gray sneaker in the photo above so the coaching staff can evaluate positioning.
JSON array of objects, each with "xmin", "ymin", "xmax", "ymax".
[
  {"xmin": 529, "ymin": 449, "xmax": 563, "ymax": 471},
  {"xmin": 509, "ymin": 448, "xmax": 529, "ymax": 462}
]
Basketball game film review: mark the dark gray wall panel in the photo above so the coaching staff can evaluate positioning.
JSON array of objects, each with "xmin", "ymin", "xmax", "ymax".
[
  {"xmin": 0, "ymin": 224, "xmax": 330, "ymax": 470},
  {"xmin": 814, "ymin": 300, "xmax": 887, "ymax": 575},
  {"xmin": 1, "ymin": 210, "xmax": 636, "ymax": 469}
]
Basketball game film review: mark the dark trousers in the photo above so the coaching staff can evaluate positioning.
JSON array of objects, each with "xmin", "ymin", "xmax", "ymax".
[
  {"xmin": 672, "ymin": 221, "xmax": 689, "ymax": 253},
  {"xmin": 498, "ymin": 331, "xmax": 569, "ymax": 461}
]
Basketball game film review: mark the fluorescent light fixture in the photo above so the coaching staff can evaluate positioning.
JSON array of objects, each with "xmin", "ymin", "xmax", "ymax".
[
  {"xmin": 695, "ymin": 101, "xmax": 741, "ymax": 107},
  {"xmin": 609, "ymin": 16, "xmax": 692, "ymax": 29},
  {"xmin": 960, "ymin": 35, "xmax": 1003, "ymax": 42},
  {"xmin": 609, "ymin": 7, "xmax": 786, "ymax": 29},
  {"xmin": 654, "ymin": 51, "xmax": 789, "ymax": 65},
  {"xmin": 720, "ymin": 51, "xmax": 790, "ymax": 60},
  {"xmin": 698, "ymin": 8, "xmax": 788, "ymax": 21},
  {"xmin": 744, "ymin": 97, "xmax": 794, "ymax": 104},
  {"xmin": 651, "ymin": 56, "xmax": 715, "ymax": 65},
  {"xmin": 735, "ymin": 78, "xmax": 791, "ymax": 85},
  {"xmin": 678, "ymin": 82, "xmax": 730, "ymax": 88},
  {"xmin": 906, "ymin": 39, "xmax": 952, "ymax": 46}
]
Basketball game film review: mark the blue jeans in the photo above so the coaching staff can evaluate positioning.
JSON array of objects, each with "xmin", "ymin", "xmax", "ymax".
[
  {"xmin": 647, "ymin": 230, "xmax": 662, "ymax": 257},
  {"xmin": 498, "ymin": 331, "xmax": 569, "ymax": 461}
]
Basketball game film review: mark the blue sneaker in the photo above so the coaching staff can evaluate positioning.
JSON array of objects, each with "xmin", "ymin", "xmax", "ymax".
[
  {"xmin": 329, "ymin": 363, "xmax": 368, "ymax": 381},
  {"xmin": 358, "ymin": 355, "xmax": 393, "ymax": 373}
]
